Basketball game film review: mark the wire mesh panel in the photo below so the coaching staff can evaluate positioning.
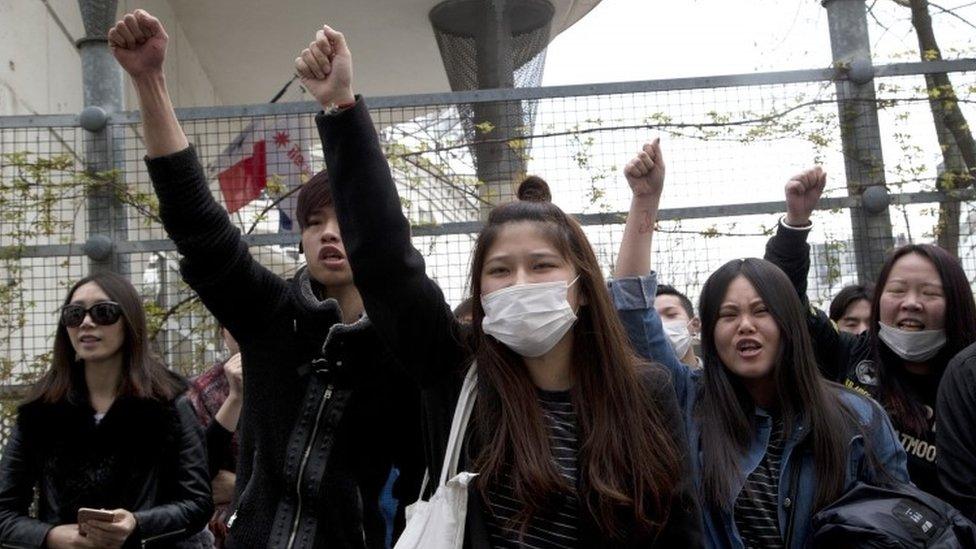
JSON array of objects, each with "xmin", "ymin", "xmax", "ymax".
[
  {"xmin": 1, "ymin": 64, "xmax": 975, "ymax": 449},
  {"xmin": 0, "ymin": 124, "xmax": 88, "ymax": 444}
]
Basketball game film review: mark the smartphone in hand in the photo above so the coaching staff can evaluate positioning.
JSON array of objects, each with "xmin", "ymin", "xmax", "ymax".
[{"xmin": 77, "ymin": 507, "xmax": 118, "ymax": 524}]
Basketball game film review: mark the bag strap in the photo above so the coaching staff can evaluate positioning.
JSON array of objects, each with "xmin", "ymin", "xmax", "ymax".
[
  {"xmin": 416, "ymin": 469, "xmax": 430, "ymax": 502},
  {"xmin": 439, "ymin": 364, "xmax": 478, "ymax": 487}
]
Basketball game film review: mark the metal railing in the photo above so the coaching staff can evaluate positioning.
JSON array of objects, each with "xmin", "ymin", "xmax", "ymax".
[{"xmin": 2, "ymin": 58, "xmax": 975, "ymax": 444}]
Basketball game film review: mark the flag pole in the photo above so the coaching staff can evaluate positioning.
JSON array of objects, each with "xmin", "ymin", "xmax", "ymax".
[{"xmin": 268, "ymin": 75, "xmax": 298, "ymax": 104}]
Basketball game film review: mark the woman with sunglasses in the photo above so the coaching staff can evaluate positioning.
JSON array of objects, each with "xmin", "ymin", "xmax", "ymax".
[{"xmin": 0, "ymin": 272, "xmax": 212, "ymax": 548}]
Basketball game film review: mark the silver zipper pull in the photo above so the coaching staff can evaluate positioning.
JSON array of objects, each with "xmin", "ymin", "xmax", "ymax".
[{"xmin": 227, "ymin": 510, "xmax": 238, "ymax": 528}]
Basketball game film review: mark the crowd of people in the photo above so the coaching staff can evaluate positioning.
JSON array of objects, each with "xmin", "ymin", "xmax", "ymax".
[{"xmin": 1, "ymin": 8, "xmax": 975, "ymax": 549}]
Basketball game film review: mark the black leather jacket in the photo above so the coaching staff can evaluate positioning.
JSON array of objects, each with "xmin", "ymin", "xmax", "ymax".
[{"xmin": 0, "ymin": 389, "xmax": 213, "ymax": 548}]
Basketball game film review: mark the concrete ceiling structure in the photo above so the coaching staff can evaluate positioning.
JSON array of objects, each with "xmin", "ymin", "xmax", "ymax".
[{"xmin": 166, "ymin": 0, "xmax": 600, "ymax": 105}]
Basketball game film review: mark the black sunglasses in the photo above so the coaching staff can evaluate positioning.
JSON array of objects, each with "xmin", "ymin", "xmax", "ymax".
[{"xmin": 61, "ymin": 301, "xmax": 123, "ymax": 328}]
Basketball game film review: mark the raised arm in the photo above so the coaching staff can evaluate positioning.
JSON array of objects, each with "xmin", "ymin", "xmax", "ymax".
[
  {"xmin": 764, "ymin": 167, "xmax": 825, "ymax": 301},
  {"xmin": 614, "ymin": 138, "xmax": 663, "ymax": 278},
  {"xmin": 294, "ymin": 26, "xmax": 468, "ymax": 387},
  {"xmin": 207, "ymin": 354, "xmax": 242, "ymax": 480},
  {"xmin": 764, "ymin": 168, "xmax": 858, "ymax": 381},
  {"xmin": 110, "ymin": 10, "xmax": 287, "ymax": 343},
  {"xmin": 608, "ymin": 141, "xmax": 692, "ymax": 405},
  {"xmin": 108, "ymin": 10, "xmax": 187, "ymax": 157}
]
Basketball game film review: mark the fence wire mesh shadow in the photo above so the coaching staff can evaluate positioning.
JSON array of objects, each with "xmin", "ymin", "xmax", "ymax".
[{"xmin": 2, "ymin": 61, "xmax": 975, "ymax": 446}]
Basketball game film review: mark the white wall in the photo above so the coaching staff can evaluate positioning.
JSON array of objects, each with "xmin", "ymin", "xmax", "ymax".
[
  {"xmin": 0, "ymin": 0, "xmax": 84, "ymax": 115},
  {"xmin": 0, "ymin": 1, "xmax": 222, "ymax": 380},
  {"xmin": 117, "ymin": 0, "xmax": 221, "ymax": 108},
  {"xmin": 0, "ymin": 0, "xmax": 220, "ymax": 116}
]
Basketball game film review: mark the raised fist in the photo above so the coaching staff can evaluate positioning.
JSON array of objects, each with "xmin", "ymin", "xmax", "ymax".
[
  {"xmin": 224, "ymin": 353, "xmax": 243, "ymax": 399},
  {"xmin": 624, "ymin": 138, "xmax": 665, "ymax": 200},
  {"xmin": 784, "ymin": 166, "xmax": 827, "ymax": 226},
  {"xmin": 108, "ymin": 10, "xmax": 168, "ymax": 79},
  {"xmin": 295, "ymin": 25, "xmax": 355, "ymax": 109}
]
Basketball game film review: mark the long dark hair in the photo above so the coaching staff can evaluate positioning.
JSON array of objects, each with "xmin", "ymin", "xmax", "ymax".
[
  {"xmin": 696, "ymin": 258, "xmax": 862, "ymax": 511},
  {"xmin": 869, "ymin": 244, "xmax": 976, "ymax": 435},
  {"xmin": 468, "ymin": 177, "xmax": 681, "ymax": 539},
  {"xmin": 26, "ymin": 272, "xmax": 182, "ymax": 405}
]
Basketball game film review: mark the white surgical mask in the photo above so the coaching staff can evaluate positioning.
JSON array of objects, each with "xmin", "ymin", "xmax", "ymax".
[
  {"xmin": 878, "ymin": 322, "xmax": 946, "ymax": 362},
  {"xmin": 663, "ymin": 320, "xmax": 693, "ymax": 360},
  {"xmin": 481, "ymin": 277, "xmax": 579, "ymax": 357}
]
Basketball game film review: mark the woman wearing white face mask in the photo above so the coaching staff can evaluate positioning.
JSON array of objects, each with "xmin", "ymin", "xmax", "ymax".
[
  {"xmin": 764, "ymin": 167, "xmax": 976, "ymax": 502},
  {"xmin": 297, "ymin": 29, "xmax": 703, "ymax": 545}
]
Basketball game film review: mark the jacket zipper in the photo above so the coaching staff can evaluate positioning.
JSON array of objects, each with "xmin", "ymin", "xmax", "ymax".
[
  {"xmin": 226, "ymin": 460, "xmax": 258, "ymax": 530},
  {"xmin": 285, "ymin": 384, "xmax": 334, "ymax": 549},
  {"xmin": 140, "ymin": 528, "xmax": 186, "ymax": 548}
]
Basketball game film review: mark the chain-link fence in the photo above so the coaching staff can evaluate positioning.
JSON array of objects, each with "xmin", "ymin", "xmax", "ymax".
[{"xmin": 2, "ymin": 59, "xmax": 976, "ymax": 445}]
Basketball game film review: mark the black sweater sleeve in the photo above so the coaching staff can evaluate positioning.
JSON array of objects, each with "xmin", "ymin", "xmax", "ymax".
[
  {"xmin": 316, "ymin": 99, "xmax": 469, "ymax": 388},
  {"xmin": 764, "ymin": 223, "xmax": 860, "ymax": 382},
  {"xmin": 144, "ymin": 147, "xmax": 288, "ymax": 345},
  {"xmin": 937, "ymin": 343, "xmax": 976, "ymax": 522}
]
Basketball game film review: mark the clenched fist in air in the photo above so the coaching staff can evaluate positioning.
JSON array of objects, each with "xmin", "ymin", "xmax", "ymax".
[
  {"xmin": 108, "ymin": 10, "xmax": 167, "ymax": 80},
  {"xmin": 784, "ymin": 166, "xmax": 827, "ymax": 227},
  {"xmin": 624, "ymin": 138, "xmax": 666, "ymax": 201},
  {"xmin": 295, "ymin": 25, "xmax": 356, "ymax": 109}
]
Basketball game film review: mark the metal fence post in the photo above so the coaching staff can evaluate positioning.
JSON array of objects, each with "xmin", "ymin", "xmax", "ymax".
[
  {"xmin": 824, "ymin": 0, "xmax": 894, "ymax": 283},
  {"xmin": 471, "ymin": 0, "xmax": 522, "ymax": 218},
  {"xmin": 77, "ymin": 0, "xmax": 128, "ymax": 275}
]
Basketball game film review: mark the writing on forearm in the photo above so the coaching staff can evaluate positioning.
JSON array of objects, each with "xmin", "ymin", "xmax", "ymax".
[{"xmin": 638, "ymin": 209, "xmax": 656, "ymax": 234}]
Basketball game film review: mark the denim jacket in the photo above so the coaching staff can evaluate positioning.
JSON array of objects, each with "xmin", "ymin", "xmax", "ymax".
[{"xmin": 608, "ymin": 273, "xmax": 910, "ymax": 549}]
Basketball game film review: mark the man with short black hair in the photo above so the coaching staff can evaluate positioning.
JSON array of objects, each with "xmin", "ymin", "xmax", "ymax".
[
  {"xmin": 109, "ymin": 10, "xmax": 423, "ymax": 548},
  {"xmin": 828, "ymin": 284, "xmax": 873, "ymax": 335},
  {"xmin": 655, "ymin": 284, "xmax": 702, "ymax": 369}
]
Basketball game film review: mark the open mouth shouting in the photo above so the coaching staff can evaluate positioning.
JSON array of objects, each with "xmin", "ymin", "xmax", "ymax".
[
  {"xmin": 318, "ymin": 245, "xmax": 347, "ymax": 269},
  {"xmin": 735, "ymin": 337, "xmax": 763, "ymax": 359}
]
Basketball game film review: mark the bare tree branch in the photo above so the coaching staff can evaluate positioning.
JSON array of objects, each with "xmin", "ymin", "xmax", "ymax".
[
  {"xmin": 387, "ymin": 96, "xmax": 976, "ymax": 160},
  {"xmin": 930, "ymin": 1, "xmax": 976, "ymax": 30},
  {"xmin": 244, "ymin": 184, "xmax": 303, "ymax": 236}
]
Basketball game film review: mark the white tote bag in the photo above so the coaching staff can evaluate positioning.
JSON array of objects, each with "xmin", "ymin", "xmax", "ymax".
[{"xmin": 394, "ymin": 365, "xmax": 478, "ymax": 549}]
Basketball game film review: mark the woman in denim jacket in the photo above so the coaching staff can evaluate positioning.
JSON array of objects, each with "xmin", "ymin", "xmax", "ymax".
[{"xmin": 608, "ymin": 144, "xmax": 909, "ymax": 548}]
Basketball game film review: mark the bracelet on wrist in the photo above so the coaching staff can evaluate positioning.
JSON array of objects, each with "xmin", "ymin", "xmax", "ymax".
[
  {"xmin": 326, "ymin": 97, "xmax": 356, "ymax": 115},
  {"xmin": 780, "ymin": 216, "xmax": 813, "ymax": 231}
]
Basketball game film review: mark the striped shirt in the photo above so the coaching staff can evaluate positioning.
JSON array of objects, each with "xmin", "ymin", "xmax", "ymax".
[
  {"xmin": 734, "ymin": 416, "xmax": 786, "ymax": 549},
  {"xmin": 486, "ymin": 389, "xmax": 580, "ymax": 549}
]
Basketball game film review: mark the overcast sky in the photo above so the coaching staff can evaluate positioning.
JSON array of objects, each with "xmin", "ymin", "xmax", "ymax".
[
  {"xmin": 543, "ymin": 0, "xmax": 976, "ymax": 85},
  {"xmin": 514, "ymin": 0, "xmax": 976, "ymax": 305}
]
